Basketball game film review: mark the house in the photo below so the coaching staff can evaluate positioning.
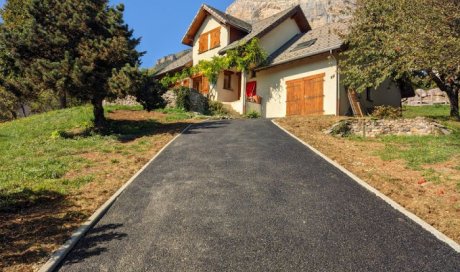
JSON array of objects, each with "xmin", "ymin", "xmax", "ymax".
[{"xmin": 154, "ymin": 4, "xmax": 402, "ymax": 118}]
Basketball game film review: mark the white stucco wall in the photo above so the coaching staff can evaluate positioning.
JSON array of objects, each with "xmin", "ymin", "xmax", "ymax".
[
  {"xmin": 259, "ymin": 18, "xmax": 301, "ymax": 55},
  {"xmin": 253, "ymin": 56, "xmax": 339, "ymax": 118},
  {"xmin": 215, "ymin": 72, "xmax": 239, "ymax": 102},
  {"xmin": 193, "ymin": 17, "xmax": 229, "ymax": 65}
]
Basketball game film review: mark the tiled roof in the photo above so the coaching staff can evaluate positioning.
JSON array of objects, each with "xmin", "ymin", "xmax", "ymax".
[
  {"xmin": 256, "ymin": 23, "xmax": 345, "ymax": 70},
  {"xmin": 154, "ymin": 50, "xmax": 193, "ymax": 76},
  {"xmin": 152, "ymin": 50, "xmax": 190, "ymax": 74},
  {"xmin": 219, "ymin": 5, "xmax": 309, "ymax": 54},
  {"xmin": 156, "ymin": 6, "xmax": 346, "ymax": 76}
]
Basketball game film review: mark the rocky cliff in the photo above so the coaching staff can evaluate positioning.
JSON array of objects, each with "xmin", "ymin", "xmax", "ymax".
[{"xmin": 226, "ymin": 0, "xmax": 354, "ymax": 28}]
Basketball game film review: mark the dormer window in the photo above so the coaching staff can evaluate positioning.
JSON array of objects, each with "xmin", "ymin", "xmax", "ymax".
[{"xmin": 198, "ymin": 27, "xmax": 221, "ymax": 54}]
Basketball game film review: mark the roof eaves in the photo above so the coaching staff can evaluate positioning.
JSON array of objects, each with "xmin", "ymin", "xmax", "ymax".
[
  {"xmin": 218, "ymin": 5, "xmax": 303, "ymax": 54},
  {"xmin": 182, "ymin": 4, "xmax": 251, "ymax": 46},
  {"xmin": 255, "ymin": 45, "xmax": 343, "ymax": 71}
]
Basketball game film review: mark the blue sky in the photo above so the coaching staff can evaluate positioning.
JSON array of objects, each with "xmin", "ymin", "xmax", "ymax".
[{"xmin": 0, "ymin": 0, "xmax": 234, "ymax": 67}]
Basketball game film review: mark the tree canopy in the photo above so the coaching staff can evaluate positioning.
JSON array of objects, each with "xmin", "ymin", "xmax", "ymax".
[
  {"xmin": 341, "ymin": 0, "xmax": 460, "ymax": 118},
  {"xmin": 0, "ymin": 0, "xmax": 164, "ymax": 126}
]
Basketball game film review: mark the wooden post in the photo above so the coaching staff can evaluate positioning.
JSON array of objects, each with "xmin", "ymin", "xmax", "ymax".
[{"xmin": 362, "ymin": 119, "xmax": 366, "ymax": 138}]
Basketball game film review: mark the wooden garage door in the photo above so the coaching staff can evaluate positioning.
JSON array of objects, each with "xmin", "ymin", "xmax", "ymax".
[{"xmin": 286, "ymin": 73, "xmax": 325, "ymax": 116}]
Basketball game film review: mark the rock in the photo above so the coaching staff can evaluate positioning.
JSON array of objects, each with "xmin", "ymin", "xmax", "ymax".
[
  {"xmin": 103, "ymin": 95, "xmax": 140, "ymax": 106},
  {"xmin": 325, "ymin": 117, "xmax": 451, "ymax": 137},
  {"xmin": 162, "ymin": 91, "xmax": 177, "ymax": 108},
  {"xmin": 227, "ymin": 0, "xmax": 355, "ymax": 29},
  {"xmin": 323, "ymin": 119, "xmax": 352, "ymax": 136},
  {"xmin": 162, "ymin": 89, "xmax": 208, "ymax": 114},
  {"xmin": 189, "ymin": 90, "xmax": 208, "ymax": 114}
]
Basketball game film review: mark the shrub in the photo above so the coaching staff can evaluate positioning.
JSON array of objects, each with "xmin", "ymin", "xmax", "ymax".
[
  {"xmin": 173, "ymin": 87, "xmax": 191, "ymax": 111},
  {"xmin": 208, "ymin": 100, "xmax": 228, "ymax": 116},
  {"xmin": 327, "ymin": 120, "xmax": 352, "ymax": 137},
  {"xmin": 371, "ymin": 106, "xmax": 402, "ymax": 119},
  {"xmin": 245, "ymin": 110, "xmax": 260, "ymax": 119}
]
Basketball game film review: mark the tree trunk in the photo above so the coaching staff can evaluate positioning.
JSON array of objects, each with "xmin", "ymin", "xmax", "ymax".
[
  {"xmin": 21, "ymin": 104, "xmax": 27, "ymax": 117},
  {"xmin": 445, "ymin": 88, "xmax": 460, "ymax": 119},
  {"xmin": 60, "ymin": 92, "xmax": 67, "ymax": 109},
  {"xmin": 92, "ymin": 97, "xmax": 106, "ymax": 128},
  {"xmin": 429, "ymin": 71, "xmax": 460, "ymax": 119}
]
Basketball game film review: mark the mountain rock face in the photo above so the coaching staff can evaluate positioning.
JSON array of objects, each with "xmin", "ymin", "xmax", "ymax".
[{"xmin": 226, "ymin": 0, "xmax": 354, "ymax": 28}]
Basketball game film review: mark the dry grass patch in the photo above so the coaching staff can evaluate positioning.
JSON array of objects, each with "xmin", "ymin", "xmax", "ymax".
[
  {"xmin": 276, "ymin": 113, "xmax": 460, "ymax": 244},
  {"xmin": 0, "ymin": 106, "xmax": 199, "ymax": 271}
]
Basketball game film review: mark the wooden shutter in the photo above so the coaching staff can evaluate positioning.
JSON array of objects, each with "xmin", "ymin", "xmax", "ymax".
[
  {"xmin": 210, "ymin": 27, "xmax": 221, "ymax": 49},
  {"xmin": 199, "ymin": 34, "xmax": 209, "ymax": 53},
  {"xmin": 202, "ymin": 76, "xmax": 209, "ymax": 94}
]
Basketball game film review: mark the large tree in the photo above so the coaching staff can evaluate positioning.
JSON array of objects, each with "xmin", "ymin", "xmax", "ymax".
[
  {"xmin": 341, "ymin": 0, "xmax": 460, "ymax": 118},
  {"xmin": 0, "ymin": 0, "xmax": 35, "ymax": 116},
  {"xmin": 0, "ymin": 0, "xmax": 158, "ymax": 126}
]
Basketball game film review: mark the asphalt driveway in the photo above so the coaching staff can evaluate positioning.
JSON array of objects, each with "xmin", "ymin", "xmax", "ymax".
[{"xmin": 58, "ymin": 119, "xmax": 460, "ymax": 271}]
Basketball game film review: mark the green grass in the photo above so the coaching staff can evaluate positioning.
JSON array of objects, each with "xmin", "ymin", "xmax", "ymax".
[
  {"xmin": 105, "ymin": 104, "xmax": 143, "ymax": 113},
  {"xmin": 0, "ymin": 105, "xmax": 179, "ymax": 211},
  {"xmin": 157, "ymin": 107, "xmax": 201, "ymax": 121},
  {"xmin": 372, "ymin": 105, "xmax": 460, "ymax": 174},
  {"xmin": 402, "ymin": 104, "xmax": 451, "ymax": 119}
]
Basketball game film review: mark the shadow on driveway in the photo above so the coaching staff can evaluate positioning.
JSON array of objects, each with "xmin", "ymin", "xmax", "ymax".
[{"xmin": 59, "ymin": 224, "xmax": 127, "ymax": 266}]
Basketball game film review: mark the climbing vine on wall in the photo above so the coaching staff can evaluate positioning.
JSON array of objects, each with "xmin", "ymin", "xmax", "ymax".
[{"xmin": 160, "ymin": 38, "xmax": 268, "ymax": 88}]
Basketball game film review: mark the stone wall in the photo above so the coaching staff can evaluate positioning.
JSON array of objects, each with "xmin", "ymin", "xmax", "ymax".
[
  {"xmin": 103, "ymin": 96, "xmax": 140, "ymax": 107},
  {"xmin": 162, "ymin": 89, "xmax": 208, "ymax": 114},
  {"xmin": 326, "ymin": 117, "xmax": 451, "ymax": 137}
]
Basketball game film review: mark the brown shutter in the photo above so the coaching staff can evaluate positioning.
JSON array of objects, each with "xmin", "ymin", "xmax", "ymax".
[
  {"xmin": 199, "ymin": 34, "xmax": 209, "ymax": 53},
  {"xmin": 202, "ymin": 76, "xmax": 209, "ymax": 94},
  {"xmin": 210, "ymin": 27, "xmax": 221, "ymax": 49}
]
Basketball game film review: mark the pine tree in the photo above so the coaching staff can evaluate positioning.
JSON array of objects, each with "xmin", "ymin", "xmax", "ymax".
[
  {"xmin": 0, "ymin": 0, "xmax": 35, "ymax": 116},
  {"xmin": 0, "ymin": 0, "xmax": 158, "ymax": 126}
]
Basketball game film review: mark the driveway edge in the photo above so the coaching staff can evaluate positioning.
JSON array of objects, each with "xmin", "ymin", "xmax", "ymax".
[
  {"xmin": 272, "ymin": 119, "xmax": 460, "ymax": 253},
  {"xmin": 38, "ymin": 124, "xmax": 194, "ymax": 272}
]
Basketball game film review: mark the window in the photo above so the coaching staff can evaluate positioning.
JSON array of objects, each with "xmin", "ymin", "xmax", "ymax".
[
  {"xmin": 198, "ymin": 34, "xmax": 209, "ymax": 54},
  {"xmin": 224, "ymin": 71, "xmax": 232, "ymax": 90},
  {"xmin": 291, "ymin": 38, "xmax": 318, "ymax": 52},
  {"xmin": 193, "ymin": 75, "xmax": 209, "ymax": 94},
  {"xmin": 366, "ymin": 87, "xmax": 374, "ymax": 102},
  {"xmin": 210, "ymin": 27, "xmax": 221, "ymax": 49},
  {"xmin": 198, "ymin": 27, "xmax": 221, "ymax": 54}
]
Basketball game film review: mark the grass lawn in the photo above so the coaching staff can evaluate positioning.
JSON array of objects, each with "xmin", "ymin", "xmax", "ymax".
[
  {"xmin": 377, "ymin": 105, "xmax": 460, "ymax": 183},
  {"xmin": 0, "ymin": 105, "xmax": 199, "ymax": 271},
  {"xmin": 277, "ymin": 105, "xmax": 460, "ymax": 245}
]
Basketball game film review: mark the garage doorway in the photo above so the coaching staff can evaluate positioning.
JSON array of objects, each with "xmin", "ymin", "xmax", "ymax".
[{"xmin": 286, "ymin": 73, "xmax": 325, "ymax": 116}]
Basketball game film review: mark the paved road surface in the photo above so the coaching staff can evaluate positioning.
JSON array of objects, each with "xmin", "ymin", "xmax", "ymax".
[{"xmin": 58, "ymin": 119, "xmax": 460, "ymax": 271}]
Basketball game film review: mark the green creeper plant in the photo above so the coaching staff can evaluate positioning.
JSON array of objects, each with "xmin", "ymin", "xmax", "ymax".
[{"xmin": 160, "ymin": 38, "xmax": 268, "ymax": 93}]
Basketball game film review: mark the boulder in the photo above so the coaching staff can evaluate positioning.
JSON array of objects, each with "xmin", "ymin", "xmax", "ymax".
[{"xmin": 162, "ymin": 89, "xmax": 208, "ymax": 114}]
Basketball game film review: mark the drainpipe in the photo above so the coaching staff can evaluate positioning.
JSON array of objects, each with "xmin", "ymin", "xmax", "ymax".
[
  {"xmin": 330, "ymin": 50, "xmax": 340, "ymax": 116},
  {"xmin": 240, "ymin": 69, "xmax": 247, "ymax": 115}
]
